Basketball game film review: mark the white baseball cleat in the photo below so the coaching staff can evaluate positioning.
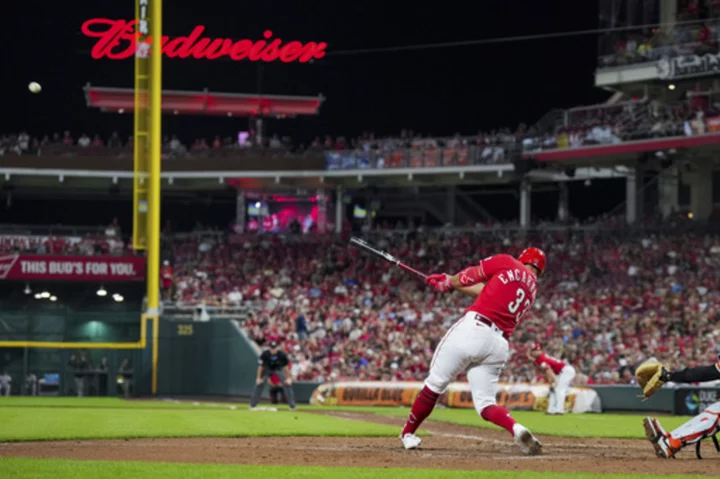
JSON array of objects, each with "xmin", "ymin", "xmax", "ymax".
[
  {"xmin": 400, "ymin": 433, "xmax": 422, "ymax": 450},
  {"xmin": 643, "ymin": 417, "xmax": 675, "ymax": 458},
  {"xmin": 513, "ymin": 424, "xmax": 543, "ymax": 456}
]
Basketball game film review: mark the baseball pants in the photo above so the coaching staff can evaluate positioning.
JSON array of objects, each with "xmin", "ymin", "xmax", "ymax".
[
  {"xmin": 668, "ymin": 400, "xmax": 720, "ymax": 445},
  {"xmin": 548, "ymin": 365, "xmax": 576, "ymax": 414},
  {"xmin": 250, "ymin": 369, "xmax": 296, "ymax": 408},
  {"xmin": 424, "ymin": 312, "xmax": 509, "ymax": 415}
]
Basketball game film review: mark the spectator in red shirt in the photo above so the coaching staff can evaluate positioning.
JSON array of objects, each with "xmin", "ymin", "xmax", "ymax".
[{"xmin": 161, "ymin": 260, "xmax": 173, "ymax": 300}]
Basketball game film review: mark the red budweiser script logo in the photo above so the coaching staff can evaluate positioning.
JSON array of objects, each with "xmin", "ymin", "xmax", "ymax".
[{"xmin": 81, "ymin": 18, "xmax": 328, "ymax": 63}]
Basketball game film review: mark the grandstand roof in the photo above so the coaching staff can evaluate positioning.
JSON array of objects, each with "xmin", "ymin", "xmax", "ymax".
[{"xmin": 83, "ymin": 85, "xmax": 324, "ymax": 117}]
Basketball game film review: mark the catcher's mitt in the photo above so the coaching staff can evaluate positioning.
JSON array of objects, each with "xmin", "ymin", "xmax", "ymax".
[{"xmin": 635, "ymin": 362, "xmax": 667, "ymax": 398}]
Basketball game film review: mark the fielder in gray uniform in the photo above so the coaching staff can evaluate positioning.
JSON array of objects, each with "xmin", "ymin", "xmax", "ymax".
[{"xmin": 249, "ymin": 340, "xmax": 296, "ymax": 410}]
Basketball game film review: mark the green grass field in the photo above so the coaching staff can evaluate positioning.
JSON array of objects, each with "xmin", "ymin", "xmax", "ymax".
[
  {"xmin": 0, "ymin": 398, "xmax": 398, "ymax": 441},
  {"xmin": 0, "ymin": 458, "xmax": 708, "ymax": 479},
  {"xmin": 0, "ymin": 398, "xmax": 703, "ymax": 479},
  {"xmin": 0, "ymin": 397, "xmax": 690, "ymax": 441}
]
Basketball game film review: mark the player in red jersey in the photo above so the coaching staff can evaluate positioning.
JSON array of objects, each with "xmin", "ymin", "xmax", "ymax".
[
  {"xmin": 529, "ymin": 343, "xmax": 576, "ymax": 415},
  {"xmin": 399, "ymin": 248, "xmax": 546, "ymax": 456}
]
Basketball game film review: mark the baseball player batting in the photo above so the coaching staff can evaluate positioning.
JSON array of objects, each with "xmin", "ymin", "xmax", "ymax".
[
  {"xmin": 638, "ymin": 358, "xmax": 720, "ymax": 459},
  {"xmin": 400, "ymin": 248, "xmax": 546, "ymax": 456},
  {"xmin": 529, "ymin": 343, "xmax": 576, "ymax": 415}
]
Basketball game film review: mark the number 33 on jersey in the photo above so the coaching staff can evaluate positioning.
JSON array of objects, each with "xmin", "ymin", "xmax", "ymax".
[
  {"xmin": 507, "ymin": 287, "xmax": 531, "ymax": 319},
  {"xmin": 467, "ymin": 254, "xmax": 539, "ymax": 338}
]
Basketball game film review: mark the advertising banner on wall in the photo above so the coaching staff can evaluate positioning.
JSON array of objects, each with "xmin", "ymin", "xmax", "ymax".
[
  {"xmin": 674, "ymin": 388, "xmax": 720, "ymax": 416},
  {"xmin": 657, "ymin": 53, "xmax": 720, "ymax": 80},
  {"xmin": 0, "ymin": 255, "xmax": 146, "ymax": 282},
  {"xmin": 310, "ymin": 381, "xmax": 602, "ymax": 413}
]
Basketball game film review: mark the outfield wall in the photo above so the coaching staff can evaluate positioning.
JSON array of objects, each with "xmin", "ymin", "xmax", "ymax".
[
  {"xmin": 4, "ymin": 315, "xmax": 716, "ymax": 416},
  {"xmin": 153, "ymin": 319, "xmax": 258, "ymax": 397},
  {"xmin": 0, "ymin": 316, "xmax": 268, "ymax": 399},
  {"xmin": 0, "ymin": 310, "xmax": 144, "ymax": 396},
  {"xmin": 292, "ymin": 383, "xmax": 713, "ymax": 415},
  {"xmin": 588, "ymin": 385, "xmax": 674, "ymax": 413},
  {"xmin": 308, "ymin": 381, "xmax": 602, "ymax": 413}
]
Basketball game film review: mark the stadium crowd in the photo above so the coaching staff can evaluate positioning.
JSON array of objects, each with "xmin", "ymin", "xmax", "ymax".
[
  {"xmin": 599, "ymin": 0, "xmax": 720, "ymax": 68},
  {"xmin": 0, "ymin": 220, "xmax": 127, "ymax": 256},
  {"xmin": 3, "ymin": 95, "xmax": 719, "ymax": 168},
  {"xmin": 164, "ymin": 220, "xmax": 720, "ymax": 386}
]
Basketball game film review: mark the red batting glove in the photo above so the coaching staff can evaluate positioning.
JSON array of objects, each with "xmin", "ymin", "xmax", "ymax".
[{"xmin": 426, "ymin": 273, "xmax": 452, "ymax": 293}]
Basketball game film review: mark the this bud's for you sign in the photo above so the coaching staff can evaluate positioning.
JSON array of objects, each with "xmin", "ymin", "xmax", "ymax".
[{"xmin": 0, "ymin": 255, "xmax": 146, "ymax": 282}]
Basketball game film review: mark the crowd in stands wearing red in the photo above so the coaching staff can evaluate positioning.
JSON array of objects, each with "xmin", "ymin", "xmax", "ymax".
[{"xmin": 165, "ymin": 220, "xmax": 720, "ymax": 386}]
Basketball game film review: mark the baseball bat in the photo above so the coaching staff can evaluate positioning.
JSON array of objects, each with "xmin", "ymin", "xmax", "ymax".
[{"xmin": 349, "ymin": 237, "xmax": 428, "ymax": 280}]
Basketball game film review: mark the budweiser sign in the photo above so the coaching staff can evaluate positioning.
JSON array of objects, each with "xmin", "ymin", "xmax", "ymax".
[{"xmin": 81, "ymin": 18, "xmax": 328, "ymax": 63}]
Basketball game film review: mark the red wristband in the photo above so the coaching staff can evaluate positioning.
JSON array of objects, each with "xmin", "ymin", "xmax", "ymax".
[{"xmin": 457, "ymin": 266, "xmax": 482, "ymax": 286}]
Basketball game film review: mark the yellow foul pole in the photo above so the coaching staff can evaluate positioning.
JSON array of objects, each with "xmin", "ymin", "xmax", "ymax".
[
  {"xmin": 147, "ymin": 0, "xmax": 162, "ymax": 314},
  {"xmin": 133, "ymin": 0, "xmax": 149, "ymax": 252},
  {"xmin": 147, "ymin": 0, "xmax": 163, "ymax": 395}
]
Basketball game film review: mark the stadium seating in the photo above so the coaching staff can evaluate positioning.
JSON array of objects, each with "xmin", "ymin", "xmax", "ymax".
[
  {"xmin": 3, "ymin": 95, "xmax": 717, "ymax": 168},
  {"xmin": 164, "ymin": 218, "xmax": 720, "ymax": 386},
  {"xmin": 2, "ymin": 215, "xmax": 716, "ymax": 387}
]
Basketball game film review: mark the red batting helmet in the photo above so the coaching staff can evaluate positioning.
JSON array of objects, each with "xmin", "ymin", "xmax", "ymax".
[{"xmin": 518, "ymin": 247, "xmax": 546, "ymax": 275}]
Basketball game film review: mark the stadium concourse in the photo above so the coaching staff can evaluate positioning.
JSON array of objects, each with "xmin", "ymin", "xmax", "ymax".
[{"xmin": 158, "ymin": 217, "xmax": 720, "ymax": 387}]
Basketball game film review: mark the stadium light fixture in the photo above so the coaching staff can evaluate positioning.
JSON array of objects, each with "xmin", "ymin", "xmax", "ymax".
[
  {"xmin": 113, "ymin": 294, "xmax": 124, "ymax": 303},
  {"xmin": 50, "ymin": 296, "xmax": 57, "ymax": 302},
  {"xmin": 97, "ymin": 286, "xmax": 108, "ymax": 297},
  {"xmin": 23, "ymin": 284, "xmax": 31, "ymax": 295},
  {"xmin": 34, "ymin": 293, "xmax": 42, "ymax": 300},
  {"xmin": 40, "ymin": 291, "xmax": 51, "ymax": 299},
  {"xmin": 668, "ymin": 84, "xmax": 676, "ymax": 91}
]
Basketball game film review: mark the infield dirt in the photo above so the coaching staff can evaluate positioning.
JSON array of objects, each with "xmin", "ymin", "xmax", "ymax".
[{"xmin": 0, "ymin": 410, "xmax": 717, "ymax": 475}]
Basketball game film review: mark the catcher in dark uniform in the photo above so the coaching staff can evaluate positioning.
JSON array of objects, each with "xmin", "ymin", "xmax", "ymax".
[
  {"xmin": 637, "ymin": 357, "xmax": 720, "ymax": 459},
  {"xmin": 249, "ymin": 340, "xmax": 296, "ymax": 410}
]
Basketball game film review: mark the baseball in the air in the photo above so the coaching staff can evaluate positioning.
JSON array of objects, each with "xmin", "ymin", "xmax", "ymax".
[{"xmin": 28, "ymin": 82, "xmax": 42, "ymax": 94}]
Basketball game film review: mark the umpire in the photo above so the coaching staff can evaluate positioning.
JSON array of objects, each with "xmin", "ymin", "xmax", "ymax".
[{"xmin": 249, "ymin": 340, "xmax": 296, "ymax": 410}]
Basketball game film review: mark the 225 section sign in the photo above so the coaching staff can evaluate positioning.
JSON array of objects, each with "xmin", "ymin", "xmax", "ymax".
[{"xmin": 0, "ymin": 255, "xmax": 146, "ymax": 282}]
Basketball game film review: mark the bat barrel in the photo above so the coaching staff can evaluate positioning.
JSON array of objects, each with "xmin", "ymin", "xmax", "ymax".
[
  {"xmin": 349, "ymin": 237, "xmax": 395, "ymax": 261},
  {"xmin": 349, "ymin": 237, "xmax": 426, "ymax": 280}
]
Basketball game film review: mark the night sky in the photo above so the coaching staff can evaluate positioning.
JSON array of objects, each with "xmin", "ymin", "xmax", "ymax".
[
  {"xmin": 4, "ymin": 0, "xmax": 606, "ymax": 143},
  {"xmin": 1, "ymin": 0, "xmax": 631, "ymax": 228}
]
